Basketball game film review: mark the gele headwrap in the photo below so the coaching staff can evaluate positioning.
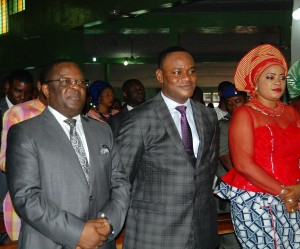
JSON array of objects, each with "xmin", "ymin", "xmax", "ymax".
[
  {"xmin": 89, "ymin": 80, "xmax": 111, "ymax": 106},
  {"xmin": 287, "ymin": 59, "xmax": 300, "ymax": 99},
  {"xmin": 234, "ymin": 44, "xmax": 288, "ymax": 93}
]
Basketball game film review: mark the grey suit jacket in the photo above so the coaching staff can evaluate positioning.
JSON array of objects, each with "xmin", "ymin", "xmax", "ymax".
[
  {"xmin": 108, "ymin": 106, "xmax": 130, "ymax": 138},
  {"xmin": 6, "ymin": 108, "xmax": 130, "ymax": 249},
  {"xmin": 115, "ymin": 93, "xmax": 219, "ymax": 249}
]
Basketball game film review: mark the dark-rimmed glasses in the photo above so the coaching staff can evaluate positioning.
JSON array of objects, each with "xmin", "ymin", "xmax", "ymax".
[{"xmin": 45, "ymin": 78, "xmax": 90, "ymax": 88}]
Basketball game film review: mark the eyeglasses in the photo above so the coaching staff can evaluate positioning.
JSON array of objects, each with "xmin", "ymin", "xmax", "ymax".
[{"xmin": 45, "ymin": 78, "xmax": 90, "ymax": 88}]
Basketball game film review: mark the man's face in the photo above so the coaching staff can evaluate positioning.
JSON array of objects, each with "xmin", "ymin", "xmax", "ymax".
[
  {"xmin": 42, "ymin": 62, "xmax": 86, "ymax": 118},
  {"xmin": 156, "ymin": 51, "xmax": 197, "ymax": 104},
  {"xmin": 7, "ymin": 80, "xmax": 33, "ymax": 105},
  {"xmin": 225, "ymin": 95, "xmax": 247, "ymax": 115},
  {"xmin": 125, "ymin": 82, "xmax": 145, "ymax": 107}
]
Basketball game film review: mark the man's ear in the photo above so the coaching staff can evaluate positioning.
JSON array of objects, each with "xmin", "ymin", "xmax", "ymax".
[
  {"xmin": 41, "ymin": 84, "xmax": 49, "ymax": 99},
  {"xmin": 122, "ymin": 91, "xmax": 127, "ymax": 98},
  {"xmin": 156, "ymin": 69, "xmax": 163, "ymax": 84}
]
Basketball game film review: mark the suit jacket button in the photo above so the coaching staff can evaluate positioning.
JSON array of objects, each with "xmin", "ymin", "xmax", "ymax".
[
  {"xmin": 194, "ymin": 175, "xmax": 197, "ymax": 180},
  {"xmin": 89, "ymin": 196, "xmax": 94, "ymax": 201}
]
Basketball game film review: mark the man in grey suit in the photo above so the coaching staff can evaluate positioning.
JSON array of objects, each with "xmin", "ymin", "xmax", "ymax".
[
  {"xmin": 116, "ymin": 46, "xmax": 219, "ymax": 249},
  {"xmin": 6, "ymin": 60, "xmax": 130, "ymax": 249}
]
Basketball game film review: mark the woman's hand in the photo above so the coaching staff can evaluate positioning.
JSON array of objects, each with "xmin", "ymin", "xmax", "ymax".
[{"xmin": 279, "ymin": 184, "xmax": 300, "ymax": 213}]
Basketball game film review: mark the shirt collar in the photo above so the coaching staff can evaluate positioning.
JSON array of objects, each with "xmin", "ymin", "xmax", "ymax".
[
  {"xmin": 127, "ymin": 105, "xmax": 134, "ymax": 111},
  {"xmin": 5, "ymin": 95, "xmax": 14, "ymax": 108},
  {"xmin": 161, "ymin": 91, "xmax": 191, "ymax": 112},
  {"xmin": 48, "ymin": 106, "xmax": 81, "ymax": 124}
]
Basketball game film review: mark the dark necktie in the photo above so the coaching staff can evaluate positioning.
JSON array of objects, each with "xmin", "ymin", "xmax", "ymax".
[
  {"xmin": 64, "ymin": 118, "xmax": 90, "ymax": 185},
  {"xmin": 175, "ymin": 105, "xmax": 194, "ymax": 157}
]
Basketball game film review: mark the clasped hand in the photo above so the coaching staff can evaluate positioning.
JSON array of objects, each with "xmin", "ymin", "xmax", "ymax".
[
  {"xmin": 76, "ymin": 218, "xmax": 111, "ymax": 249},
  {"xmin": 279, "ymin": 184, "xmax": 300, "ymax": 213}
]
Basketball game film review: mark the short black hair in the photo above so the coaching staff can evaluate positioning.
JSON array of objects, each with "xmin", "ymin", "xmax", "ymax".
[
  {"xmin": 157, "ymin": 46, "xmax": 189, "ymax": 69},
  {"xmin": 42, "ymin": 59, "xmax": 76, "ymax": 83},
  {"xmin": 1, "ymin": 75, "xmax": 9, "ymax": 84},
  {"xmin": 122, "ymin": 79, "xmax": 143, "ymax": 93},
  {"xmin": 9, "ymin": 69, "xmax": 34, "ymax": 86}
]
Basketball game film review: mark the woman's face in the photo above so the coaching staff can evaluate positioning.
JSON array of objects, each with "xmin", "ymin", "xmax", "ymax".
[
  {"xmin": 256, "ymin": 64, "xmax": 286, "ymax": 102},
  {"xmin": 99, "ymin": 87, "xmax": 114, "ymax": 107}
]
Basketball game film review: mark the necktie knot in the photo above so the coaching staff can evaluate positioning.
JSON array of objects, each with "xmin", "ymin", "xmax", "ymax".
[
  {"xmin": 175, "ymin": 105, "xmax": 187, "ymax": 115},
  {"xmin": 64, "ymin": 118, "xmax": 76, "ymax": 129}
]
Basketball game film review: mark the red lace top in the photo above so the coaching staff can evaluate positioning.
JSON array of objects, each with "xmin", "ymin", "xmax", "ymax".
[{"xmin": 222, "ymin": 105, "xmax": 300, "ymax": 195}]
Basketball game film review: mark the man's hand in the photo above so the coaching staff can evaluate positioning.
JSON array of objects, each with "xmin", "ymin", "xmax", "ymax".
[
  {"xmin": 88, "ymin": 218, "xmax": 111, "ymax": 237},
  {"xmin": 77, "ymin": 218, "xmax": 110, "ymax": 249}
]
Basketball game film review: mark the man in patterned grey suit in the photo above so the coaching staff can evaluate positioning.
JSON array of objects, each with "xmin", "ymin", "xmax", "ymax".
[
  {"xmin": 6, "ymin": 60, "xmax": 130, "ymax": 249},
  {"xmin": 116, "ymin": 46, "xmax": 219, "ymax": 249}
]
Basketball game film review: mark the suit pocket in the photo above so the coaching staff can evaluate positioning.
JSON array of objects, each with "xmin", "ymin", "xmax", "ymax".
[{"xmin": 131, "ymin": 199, "xmax": 165, "ymax": 213}]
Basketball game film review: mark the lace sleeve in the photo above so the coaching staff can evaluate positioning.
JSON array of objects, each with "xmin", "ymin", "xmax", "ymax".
[{"xmin": 229, "ymin": 106, "xmax": 283, "ymax": 195}]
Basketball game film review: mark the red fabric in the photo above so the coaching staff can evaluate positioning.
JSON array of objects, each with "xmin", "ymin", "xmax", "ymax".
[{"xmin": 222, "ymin": 105, "xmax": 300, "ymax": 195}]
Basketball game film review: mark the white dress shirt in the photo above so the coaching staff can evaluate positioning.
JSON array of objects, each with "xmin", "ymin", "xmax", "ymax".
[
  {"xmin": 161, "ymin": 92, "xmax": 200, "ymax": 158},
  {"xmin": 214, "ymin": 107, "xmax": 228, "ymax": 121},
  {"xmin": 48, "ymin": 106, "xmax": 90, "ymax": 162},
  {"xmin": 5, "ymin": 95, "xmax": 13, "ymax": 109},
  {"xmin": 126, "ymin": 105, "xmax": 134, "ymax": 111}
]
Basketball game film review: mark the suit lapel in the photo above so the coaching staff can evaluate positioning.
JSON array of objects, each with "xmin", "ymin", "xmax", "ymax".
[
  {"xmin": 81, "ymin": 116, "xmax": 98, "ymax": 193},
  {"xmin": 40, "ymin": 109, "xmax": 89, "ymax": 189},
  {"xmin": 191, "ymin": 100, "xmax": 204, "ymax": 167},
  {"xmin": 153, "ymin": 94, "xmax": 192, "ymax": 163}
]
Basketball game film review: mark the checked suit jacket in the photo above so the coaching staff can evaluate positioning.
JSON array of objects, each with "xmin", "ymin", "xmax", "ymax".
[
  {"xmin": 6, "ymin": 108, "xmax": 130, "ymax": 249},
  {"xmin": 108, "ymin": 105, "xmax": 130, "ymax": 138},
  {"xmin": 115, "ymin": 93, "xmax": 219, "ymax": 249}
]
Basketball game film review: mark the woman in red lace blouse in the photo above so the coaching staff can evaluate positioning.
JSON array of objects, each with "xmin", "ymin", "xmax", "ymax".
[{"xmin": 215, "ymin": 44, "xmax": 300, "ymax": 248}]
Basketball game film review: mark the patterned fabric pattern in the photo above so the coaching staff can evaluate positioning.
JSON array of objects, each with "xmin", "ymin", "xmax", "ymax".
[
  {"xmin": 64, "ymin": 118, "xmax": 90, "ymax": 185},
  {"xmin": 216, "ymin": 182, "xmax": 300, "ymax": 249},
  {"xmin": 0, "ymin": 98, "xmax": 45, "ymax": 240}
]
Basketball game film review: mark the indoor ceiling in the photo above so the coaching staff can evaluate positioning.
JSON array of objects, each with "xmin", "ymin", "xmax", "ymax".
[
  {"xmin": 80, "ymin": 0, "xmax": 293, "ymax": 64},
  {"xmin": 0, "ymin": 0, "xmax": 295, "ymax": 88}
]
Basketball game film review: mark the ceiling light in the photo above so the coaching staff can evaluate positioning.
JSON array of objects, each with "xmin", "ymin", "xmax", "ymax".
[
  {"xmin": 92, "ymin": 57, "xmax": 97, "ymax": 62},
  {"xmin": 124, "ymin": 60, "xmax": 128, "ymax": 66},
  {"xmin": 293, "ymin": 7, "xmax": 300, "ymax": 20},
  {"xmin": 84, "ymin": 20, "xmax": 103, "ymax": 28}
]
